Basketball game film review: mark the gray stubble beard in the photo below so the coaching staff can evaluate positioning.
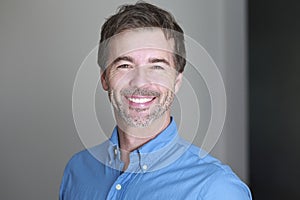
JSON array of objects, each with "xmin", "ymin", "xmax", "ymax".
[{"xmin": 111, "ymin": 89, "xmax": 174, "ymax": 128}]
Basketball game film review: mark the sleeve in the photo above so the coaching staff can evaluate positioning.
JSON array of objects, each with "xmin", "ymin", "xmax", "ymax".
[{"xmin": 202, "ymin": 172, "xmax": 252, "ymax": 200}]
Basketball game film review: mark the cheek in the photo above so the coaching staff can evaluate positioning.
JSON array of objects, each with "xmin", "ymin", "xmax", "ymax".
[
  {"xmin": 156, "ymin": 86, "xmax": 174, "ymax": 103},
  {"xmin": 155, "ymin": 81, "xmax": 176, "ymax": 94},
  {"xmin": 152, "ymin": 71, "xmax": 178, "ymax": 92},
  {"xmin": 107, "ymin": 71, "xmax": 127, "ymax": 89}
]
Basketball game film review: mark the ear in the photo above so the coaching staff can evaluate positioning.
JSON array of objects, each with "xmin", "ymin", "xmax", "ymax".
[
  {"xmin": 100, "ymin": 70, "xmax": 109, "ymax": 91},
  {"xmin": 174, "ymin": 73, "xmax": 183, "ymax": 94}
]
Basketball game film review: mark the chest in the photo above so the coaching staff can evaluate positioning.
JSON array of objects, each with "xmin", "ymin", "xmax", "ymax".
[{"xmin": 65, "ymin": 167, "xmax": 203, "ymax": 200}]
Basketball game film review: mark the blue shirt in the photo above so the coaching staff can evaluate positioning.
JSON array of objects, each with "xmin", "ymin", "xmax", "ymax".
[{"xmin": 60, "ymin": 119, "xmax": 252, "ymax": 200}]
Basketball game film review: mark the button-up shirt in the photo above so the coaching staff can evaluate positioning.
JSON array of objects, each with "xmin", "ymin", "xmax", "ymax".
[{"xmin": 59, "ymin": 119, "xmax": 252, "ymax": 199}]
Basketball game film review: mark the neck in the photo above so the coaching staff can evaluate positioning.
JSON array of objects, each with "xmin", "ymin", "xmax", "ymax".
[{"xmin": 117, "ymin": 113, "xmax": 171, "ymax": 171}]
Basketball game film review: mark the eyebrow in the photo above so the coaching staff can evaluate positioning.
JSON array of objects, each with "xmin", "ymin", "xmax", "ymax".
[
  {"xmin": 148, "ymin": 58, "xmax": 170, "ymax": 66},
  {"xmin": 111, "ymin": 56, "xmax": 134, "ymax": 66},
  {"xmin": 110, "ymin": 56, "xmax": 171, "ymax": 66}
]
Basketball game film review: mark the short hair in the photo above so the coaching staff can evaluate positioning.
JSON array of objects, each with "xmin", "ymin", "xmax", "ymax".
[{"xmin": 98, "ymin": 1, "xmax": 186, "ymax": 73}]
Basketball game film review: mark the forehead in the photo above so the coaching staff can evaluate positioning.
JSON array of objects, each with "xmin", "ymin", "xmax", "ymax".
[{"xmin": 107, "ymin": 28, "xmax": 174, "ymax": 64}]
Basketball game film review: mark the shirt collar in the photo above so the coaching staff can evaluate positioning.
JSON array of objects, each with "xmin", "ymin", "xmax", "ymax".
[
  {"xmin": 109, "ymin": 117, "xmax": 178, "ymax": 153},
  {"xmin": 107, "ymin": 117, "xmax": 189, "ymax": 173}
]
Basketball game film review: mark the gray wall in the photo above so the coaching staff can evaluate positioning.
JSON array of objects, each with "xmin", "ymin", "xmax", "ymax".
[{"xmin": 0, "ymin": 0, "xmax": 247, "ymax": 199}]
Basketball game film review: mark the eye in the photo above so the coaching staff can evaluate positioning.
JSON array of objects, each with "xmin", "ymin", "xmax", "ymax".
[
  {"xmin": 151, "ymin": 65, "xmax": 164, "ymax": 70},
  {"xmin": 117, "ymin": 64, "xmax": 131, "ymax": 69}
]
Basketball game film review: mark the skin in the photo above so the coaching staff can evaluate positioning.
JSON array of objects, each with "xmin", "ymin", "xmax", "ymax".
[{"xmin": 101, "ymin": 28, "xmax": 183, "ymax": 170}]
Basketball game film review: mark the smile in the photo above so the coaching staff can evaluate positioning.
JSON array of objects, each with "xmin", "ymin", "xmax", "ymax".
[
  {"xmin": 127, "ymin": 97, "xmax": 154, "ymax": 103},
  {"xmin": 125, "ymin": 96, "xmax": 157, "ymax": 108}
]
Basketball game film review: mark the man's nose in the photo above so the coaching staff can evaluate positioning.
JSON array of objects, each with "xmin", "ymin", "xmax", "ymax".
[{"xmin": 128, "ymin": 67, "xmax": 150, "ymax": 87}]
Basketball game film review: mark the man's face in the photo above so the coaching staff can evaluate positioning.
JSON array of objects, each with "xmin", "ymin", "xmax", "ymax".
[{"xmin": 101, "ymin": 28, "xmax": 182, "ymax": 129}]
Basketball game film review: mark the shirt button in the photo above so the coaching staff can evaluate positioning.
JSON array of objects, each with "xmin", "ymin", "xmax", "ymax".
[
  {"xmin": 142, "ymin": 164, "xmax": 148, "ymax": 170},
  {"xmin": 116, "ymin": 184, "xmax": 122, "ymax": 190}
]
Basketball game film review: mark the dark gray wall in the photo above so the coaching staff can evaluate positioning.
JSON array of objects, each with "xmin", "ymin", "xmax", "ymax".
[{"xmin": 249, "ymin": 0, "xmax": 300, "ymax": 199}]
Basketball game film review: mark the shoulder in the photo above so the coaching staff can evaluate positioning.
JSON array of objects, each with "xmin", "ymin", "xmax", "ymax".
[
  {"xmin": 60, "ymin": 145, "xmax": 106, "ymax": 187},
  {"xmin": 64, "ymin": 142, "xmax": 108, "ymax": 173},
  {"xmin": 67, "ymin": 148, "xmax": 93, "ymax": 164},
  {"xmin": 181, "ymin": 144, "xmax": 252, "ymax": 199},
  {"xmin": 204, "ymin": 171, "xmax": 252, "ymax": 199},
  {"xmin": 61, "ymin": 149, "xmax": 94, "ymax": 180},
  {"xmin": 60, "ymin": 149, "xmax": 91, "ymax": 198}
]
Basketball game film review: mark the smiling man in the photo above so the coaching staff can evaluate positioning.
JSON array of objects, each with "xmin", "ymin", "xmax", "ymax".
[{"xmin": 59, "ymin": 2, "xmax": 252, "ymax": 200}]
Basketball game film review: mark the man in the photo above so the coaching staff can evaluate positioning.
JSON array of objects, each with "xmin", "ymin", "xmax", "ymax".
[{"xmin": 60, "ymin": 2, "xmax": 252, "ymax": 199}]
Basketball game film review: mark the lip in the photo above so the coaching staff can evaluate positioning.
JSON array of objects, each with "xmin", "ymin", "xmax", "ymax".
[{"xmin": 125, "ymin": 95, "xmax": 156, "ymax": 108}]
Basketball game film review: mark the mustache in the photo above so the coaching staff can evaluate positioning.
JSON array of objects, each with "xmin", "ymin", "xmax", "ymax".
[{"xmin": 120, "ymin": 88, "xmax": 160, "ymax": 97}]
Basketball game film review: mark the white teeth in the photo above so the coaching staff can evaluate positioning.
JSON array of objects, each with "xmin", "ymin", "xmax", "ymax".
[{"xmin": 128, "ymin": 97, "xmax": 153, "ymax": 103}]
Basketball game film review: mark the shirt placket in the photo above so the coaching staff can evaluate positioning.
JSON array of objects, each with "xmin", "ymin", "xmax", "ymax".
[{"xmin": 106, "ymin": 148, "xmax": 146, "ymax": 199}]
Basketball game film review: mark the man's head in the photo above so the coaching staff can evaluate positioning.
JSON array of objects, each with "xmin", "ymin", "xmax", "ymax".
[{"xmin": 98, "ymin": 2, "xmax": 186, "ymax": 132}]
